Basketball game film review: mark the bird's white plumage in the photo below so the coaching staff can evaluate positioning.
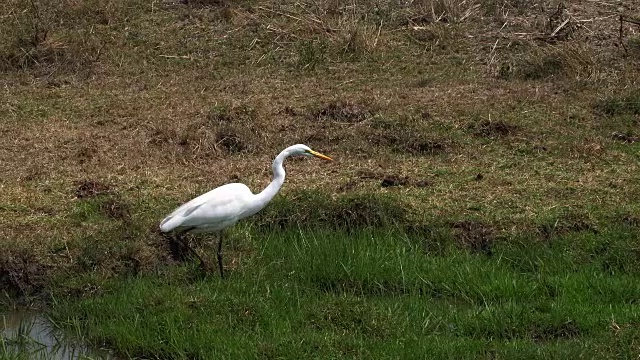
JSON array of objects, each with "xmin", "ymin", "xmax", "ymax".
[{"xmin": 159, "ymin": 183, "xmax": 256, "ymax": 233}]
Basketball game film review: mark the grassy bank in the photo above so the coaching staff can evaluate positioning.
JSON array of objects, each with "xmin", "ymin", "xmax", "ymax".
[{"xmin": 47, "ymin": 226, "xmax": 640, "ymax": 358}]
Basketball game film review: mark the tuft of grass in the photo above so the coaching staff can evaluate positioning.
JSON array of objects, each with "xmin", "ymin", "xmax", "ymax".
[
  {"xmin": 310, "ymin": 100, "xmax": 372, "ymax": 123},
  {"xmin": 207, "ymin": 104, "xmax": 259, "ymax": 154},
  {"xmin": 181, "ymin": 0, "xmax": 229, "ymax": 7},
  {"xmin": 469, "ymin": 118, "xmax": 518, "ymax": 138},
  {"xmin": 628, "ymin": 36, "xmax": 640, "ymax": 57},
  {"xmin": 365, "ymin": 114, "xmax": 455, "ymax": 156},
  {"xmin": 497, "ymin": 43, "xmax": 595, "ymax": 81},
  {"xmin": 593, "ymin": 91, "xmax": 640, "ymax": 117},
  {"xmin": 296, "ymin": 38, "xmax": 328, "ymax": 70}
]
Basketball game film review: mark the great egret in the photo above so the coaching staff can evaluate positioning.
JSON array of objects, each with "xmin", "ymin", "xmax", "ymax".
[{"xmin": 159, "ymin": 144, "xmax": 333, "ymax": 277}]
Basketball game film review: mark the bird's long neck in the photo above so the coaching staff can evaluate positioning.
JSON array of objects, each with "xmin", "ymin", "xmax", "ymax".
[{"xmin": 255, "ymin": 151, "xmax": 288, "ymax": 207}]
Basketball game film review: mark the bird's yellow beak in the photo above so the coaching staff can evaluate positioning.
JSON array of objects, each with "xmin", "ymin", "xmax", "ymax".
[{"xmin": 309, "ymin": 150, "xmax": 333, "ymax": 161}]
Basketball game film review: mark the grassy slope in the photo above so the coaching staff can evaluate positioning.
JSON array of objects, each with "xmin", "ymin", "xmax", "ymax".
[{"xmin": 1, "ymin": 0, "xmax": 640, "ymax": 357}]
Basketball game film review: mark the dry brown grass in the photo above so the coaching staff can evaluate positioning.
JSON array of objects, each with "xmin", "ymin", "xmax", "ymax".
[{"xmin": 1, "ymin": 0, "xmax": 639, "ymax": 295}]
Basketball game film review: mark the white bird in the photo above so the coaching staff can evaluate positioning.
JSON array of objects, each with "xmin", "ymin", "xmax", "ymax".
[{"xmin": 159, "ymin": 144, "xmax": 333, "ymax": 277}]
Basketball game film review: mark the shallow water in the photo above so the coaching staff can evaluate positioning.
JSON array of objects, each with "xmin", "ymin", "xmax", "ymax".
[{"xmin": 1, "ymin": 309, "xmax": 116, "ymax": 360}]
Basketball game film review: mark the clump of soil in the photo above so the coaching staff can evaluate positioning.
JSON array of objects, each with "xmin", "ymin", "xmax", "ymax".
[
  {"xmin": 0, "ymin": 249, "xmax": 48, "ymax": 297},
  {"xmin": 216, "ymin": 131, "xmax": 246, "ymax": 153},
  {"xmin": 370, "ymin": 128, "xmax": 451, "ymax": 156},
  {"xmin": 452, "ymin": 220, "xmax": 495, "ymax": 255},
  {"xmin": 73, "ymin": 179, "xmax": 129, "ymax": 220},
  {"xmin": 338, "ymin": 180, "xmax": 359, "ymax": 192},
  {"xmin": 354, "ymin": 170, "xmax": 432, "ymax": 189},
  {"xmin": 611, "ymin": 132, "xmax": 639, "ymax": 143},
  {"xmin": 310, "ymin": 101, "xmax": 371, "ymax": 123},
  {"xmin": 74, "ymin": 179, "xmax": 111, "ymax": 198},
  {"xmin": 381, "ymin": 175, "xmax": 410, "ymax": 187},
  {"xmin": 75, "ymin": 146, "xmax": 97, "ymax": 164},
  {"xmin": 530, "ymin": 321, "xmax": 581, "ymax": 341},
  {"xmin": 471, "ymin": 120, "xmax": 518, "ymax": 138},
  {"xmin": 208, "ymin": 104, "xmax": 257, "ymax": 154},
  {"xmin": 622, "ymin": 215, "xmax": 640, "ymax": 227},
  {"xmin": 146, "ymin": 127, "xmax": 179, "ymax": 147},
  {"xmin": 281, "ymin": 106, "xmax": 298, "ymax": 116},
  {"xmin": 537, "ymin": 215, "xmax": 598, "ymax": 240},
  {"xmin": 100, "ymin": 198, "xmax": 129, "ymax": 220},
  {"xmin": 179, "ymin": 0, "xmax": 228, "ymax": 7},
  {"xmin": 398, "ymin": 139, "xmax": 448, "ymax": 155}
]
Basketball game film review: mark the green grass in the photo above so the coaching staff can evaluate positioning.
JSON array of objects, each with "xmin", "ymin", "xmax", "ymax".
[{"xmin": 46, "ymin": 225, "xmax": 640, "ymax": 359}]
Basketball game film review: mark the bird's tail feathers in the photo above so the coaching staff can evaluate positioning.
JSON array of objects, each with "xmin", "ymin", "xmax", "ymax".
[{"xmin": 159, "ymin": 215, "xmax": 180, "ymax": 232}]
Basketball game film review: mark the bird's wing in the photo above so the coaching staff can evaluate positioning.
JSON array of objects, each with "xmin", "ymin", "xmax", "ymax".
[{"xmin": 159, "ymin": 183, "xmax": 253, "ymax": 232}]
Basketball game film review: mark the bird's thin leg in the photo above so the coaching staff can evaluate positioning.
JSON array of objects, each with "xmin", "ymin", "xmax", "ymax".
[
  {"xmin": 176, "ymin": 230, "xmax": 209, "ymax": 272},
  {"xmin": 217, "ymin": 232, "xmax": 224, "ymax": 279}
]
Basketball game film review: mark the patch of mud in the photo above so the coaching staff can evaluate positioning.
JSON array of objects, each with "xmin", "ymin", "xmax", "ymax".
[
  {"xmin": 75, "ymin": 146, "xmax": 97, "ymax": 164},
  {"xmin": 452, "ymin": 220, "xmax": 495, "ymax": 255},
  {"xmin": 207, "ymin": 105, "xmax": 257, "ymax": 154},
  {"xmin": 207, "ymin": 105, "xmax": 255, "ymax": 124},
  {"xmin": 147, "ymin": 127, "xmax": 179, "ymax": 147},
  {"xmin": 370, "ymin": 128, "xmax": 451, "ymax": 156},
  {"xmin": 99, "ymin": 198, "xmax": 129, "ymax": 220},
  {"xmin": 381, "ymin": 175, "xmax": 410, "ymax": 188},
  {"xmin": 310, "ymin": 101, "xmax": 371, "ymax": 123},
  {"xmin": 530, "ymin": 320, "xmax": 581, "ymax": 341},
  {"xmin": 611, "ymin": 131, "xmax": 639, "ymax": 143},
  {"xmin": 353, "ymin": 170, "xmax": 432, "ymax": 189},
  {"xmin": 73, "ymin": 180, "xmax": 129, "ymax": 220},
  {"xmin": 0, "ymin": 250, "xmax": 48, "ymax": 297},
  {"xmin": 280, "ymin": 106, "xmax": 298, "ymax": 116},
  {"xmin": 471, "ymin": 120, "xmax": 518, "ymax": 138},
  {"xmin": 74, "ymin": 179, "xmax": 111, "ymax": 198},
  {"xmin": 337, "ymin": 180, "xmax": 359, "ymax": 192},
  {"xmin": 399, "ymin": 139, "xmax": 448, "ymax": 155},
  {"xmin": 178, "ymin": 0, "xmax": 228, "ymax": 7},
  {"xmin": 537, "ymin": 215, "xmax": 598, "ymax": 240},
  {"xmin": 216, "ymin": 131, "xmax": 246, "ymax": 153},
  {"xmin": 622, "ymin": 215, "xmax": 640, "ymax": 227}
]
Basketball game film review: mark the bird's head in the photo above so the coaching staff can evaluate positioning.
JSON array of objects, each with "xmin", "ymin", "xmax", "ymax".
[{"xmin": 288, "ymin": 144, "xmax": 334, "ymax": 161}]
